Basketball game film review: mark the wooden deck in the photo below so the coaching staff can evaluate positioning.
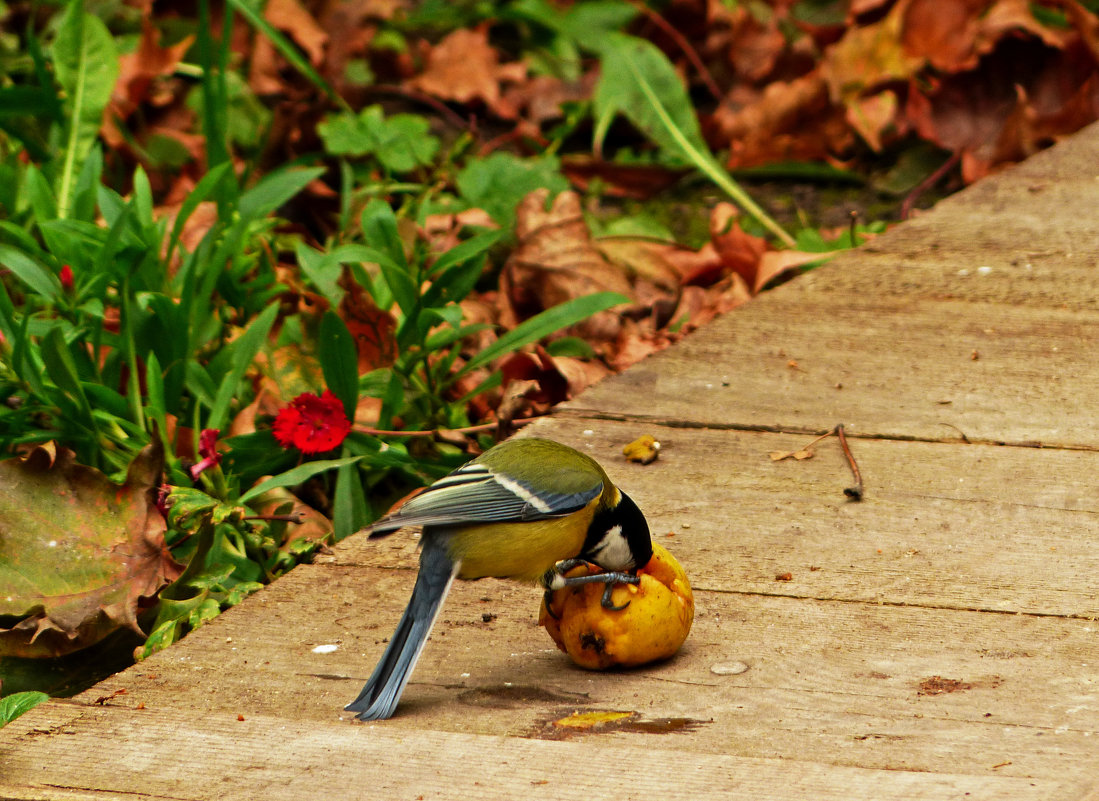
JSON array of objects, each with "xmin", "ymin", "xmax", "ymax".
[{"xmin": 4, "ymin": 124, "xmax": 1099, "ymax": 800}]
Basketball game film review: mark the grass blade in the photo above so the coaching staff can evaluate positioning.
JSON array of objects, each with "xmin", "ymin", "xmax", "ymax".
[
  {"xmin": 451, "ymin": 291, "xmax": 627, "ymax": 382},
  {"xmin": 595, "ymin": 35, "xmax": 794, "ymax": 247}
]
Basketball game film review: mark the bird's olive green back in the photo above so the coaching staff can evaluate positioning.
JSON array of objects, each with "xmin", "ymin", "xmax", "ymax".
[{"xmin": 473, "ymin": 438, "xmax": 614, "ymax": 503}]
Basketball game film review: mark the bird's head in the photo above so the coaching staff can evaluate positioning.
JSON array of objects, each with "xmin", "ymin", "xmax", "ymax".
[{"xmin": 582, "ymin": 489, "xmax": 653, "ymax": 572}]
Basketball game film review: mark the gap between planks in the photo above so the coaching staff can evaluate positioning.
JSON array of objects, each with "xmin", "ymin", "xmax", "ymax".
[{"xmin": 551, "ymin": 408, "xmax": 1099, "ymax": 454}]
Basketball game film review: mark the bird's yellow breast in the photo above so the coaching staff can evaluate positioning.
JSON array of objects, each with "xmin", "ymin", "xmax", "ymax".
[{"xmin": 445, "ymin": 501, "xmax": 598, "ymax": 583}]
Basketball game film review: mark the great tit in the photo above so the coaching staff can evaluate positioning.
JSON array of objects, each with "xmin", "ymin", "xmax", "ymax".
[{"xmin": 345, "ymin": 437, "xmax": 653, "ymax": 721}]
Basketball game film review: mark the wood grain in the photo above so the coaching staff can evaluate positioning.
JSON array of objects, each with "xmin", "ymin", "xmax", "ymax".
[
  {"xmin": 336, "ymin": 420, "xmax": 1099, "ymax": 617},
  {"xmin": 51, "ymin": 554, "xmax": 1099, "ymax": 790},
  {"xmin": 563, "ymin": 294, "xmax": 1099, "ymax": 448},
  {"xmin": 1, "ymin": 703, "xmax": 1071, "ymax": 801}
]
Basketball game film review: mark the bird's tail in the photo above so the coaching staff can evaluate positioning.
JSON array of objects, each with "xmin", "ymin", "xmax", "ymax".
[{"xmin": 345, "ymin": 540, "xmax": 459, "ymax": 721}]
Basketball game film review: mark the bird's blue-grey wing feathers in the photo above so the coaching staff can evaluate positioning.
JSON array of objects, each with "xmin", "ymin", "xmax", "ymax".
[{"xmin": 367, "ymin": 462, "xmax": 602, "ymax": 536}]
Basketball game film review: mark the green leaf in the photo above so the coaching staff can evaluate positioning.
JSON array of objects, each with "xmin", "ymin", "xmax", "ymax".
[
  {"xmin": 53, "ymin": 0, "xmax": 120, "ymax": 219},
  {"xmin": 508, "ymin": 0, "xmax": 638, "ymax": 54},
  {"xmin": 69, "ymin": 145, "xmax": 103, "ymax": 222},
  {"xmin": 144, "ymin": 351, "xmax": 169, "ymax": 450},
  {"xmin": 360, "ymin": 198, "xmax": 406, "ymax": 265},
  {"xmin": 295, "ymin": 242, "xmax": 342, "ymax": 307},
  {"xmin": 319, "ymin": 310, "xmax": 359, "ymax": 421},
  {"xmin": 239, "ymin": 456, "xmax": 365, "ymax": 505},
  {"xmin": 360, "ymin": 200, "xmax": 417, "ymax": 315},
  {"xmin": 23, "ymin": 165, "xmax": 57, "ymax": 222},
  {"xmin": 321, "ymin": 102, "xmax": 443, "ymax": 170},
  {"xmin": 40, "ymin": 325, "xmax": 94, "ymax": 424},
  {"xmin": 238, "ymin": 167, "xmax": 325, "ymax": 222},
  {"xmin": 456, "ymin": 153, "xmax": 569, "ymax": 227},
  {"xmin": 206, "ymin": 302, "xmax": 279, "ymax": 431},
  {"xmin": 373, "ymin": 112, "xmax": 439, "ymax": 173},
  {"xmin": 332, "ymin": 459, "xmax": 370, "ymax": 541},
  {"xmin": 0, "ymin": 245, "xmax": 60, "ymax": 301},
  {"xmin": 317, "ymin": 110, "xmax": 373, "ymax": 156},
  {"xmin": 371, "ymin": 368, "xmax": 404, "ymax": 430},
  {"xmin": 420, "ymin": 230, "xmax": 500, "ymax": 309},
  {"xmin": 545, "ymin": 335, "xmax": 596, "ymax": 359},
  {"xmin": 0, "ymin": 85, "xmax": 61, "ymax": 117},
  {"xmin": 593, "ymin": 34, "xmax": 794, "ymax": 247},
  {"xmin": 452, "ymin": 291, "xmax": 628, "ymax": 381},
  {"xmin": 0, "ymin": 691, "xmax": 49, "ymax": 728}
]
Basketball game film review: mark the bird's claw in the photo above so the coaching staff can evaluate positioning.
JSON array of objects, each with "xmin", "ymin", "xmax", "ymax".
[
  {"xmin": 544, "ymin": 564, "xmax": 640, "ymax": 612},
  {"xmin": 601, "ymin": 581, "xmax": 629, "ymax": 610},
  {"xmin": 543, "ymin": 587, "xmax": 561, "ymax": 619}
]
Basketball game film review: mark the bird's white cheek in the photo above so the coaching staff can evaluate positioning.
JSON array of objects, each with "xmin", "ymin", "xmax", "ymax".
[{"xmin": 591, "ymin": 525, "xmax": 633, "ymax": 569}]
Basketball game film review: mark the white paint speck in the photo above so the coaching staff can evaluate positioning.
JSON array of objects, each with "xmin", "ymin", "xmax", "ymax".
[{"xmin": 977, "ymin": 265, "xmax": 993, "ymax": 275}]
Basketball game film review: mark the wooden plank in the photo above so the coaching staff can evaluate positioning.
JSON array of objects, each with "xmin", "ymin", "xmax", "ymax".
[
  {"xmin": 336, "ymin": 421, "xmax": 1099, "ymax": 617},
  {"xmin": 0, "ymin": 704, "xmax": 1070, "ymax": 801},
  {"xmin": 563, "ymin": 124, "xmax": 1099, "ymax": 447},
  {"xmin": 52, "ymin": 560, "xmax": 1099, "ymax": 790},
  {"xmin": 789, "ymin": 124, "xmax": 1099, "ymax": 313},
  {"xmin": 563, "ymin": 294, "xmax": 1099, "ymax": 448}
]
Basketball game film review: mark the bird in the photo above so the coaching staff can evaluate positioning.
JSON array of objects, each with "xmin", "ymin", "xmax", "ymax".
[{"xmin": 344, "ymin": 437, "xmax": 653, "ymax": 721}]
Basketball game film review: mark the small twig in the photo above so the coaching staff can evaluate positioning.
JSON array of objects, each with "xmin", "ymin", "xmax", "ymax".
[
  {"xmin": 772, "ymin": 424, "xmax": 865, "ymax": 500},
  {"xmin": 848, "ymin": 209, "xmax": 860, "ymax": 246},
  {"xmin": 938, "ymin": 422, "xmax": 970, "ymax": 444},
  {"xmin": 353, "ymin": 417, "xmax": 537, "ymax": 438},
  {"xmin": 771, "ymin": 428, "xmax": 833, "ymax": 459},
  {"xmin": 901, "ymin": 151, "xmax": 961, "ymax": 220},
  {"xmin": 835, "ymin": 424, "xmax": 864, "ymax": 501}
]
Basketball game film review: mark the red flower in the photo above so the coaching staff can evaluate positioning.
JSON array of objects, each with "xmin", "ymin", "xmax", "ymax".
[
  {"xmin": 59, "ymin": 264, "xmax": 74, "ymax": 292},
  {"xmin": 273, "ymin": 390, "xmax": 351, "ymax": 454},
  {"xmin": 190, "ymin": 428, "xmax": 222, "ymax": 479}
]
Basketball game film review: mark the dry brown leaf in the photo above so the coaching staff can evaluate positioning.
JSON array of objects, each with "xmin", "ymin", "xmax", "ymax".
[
  {"xmin": 846, "ymin": 89, "xmax": 901, "ymax": 152},
  {"xmin": 754, "ymin": 249, "xmax": 823, "ymax": 294},
  {"xmin": 712, "ymin": 74, "xmax": 854, "ymax": 169},
  {"xmin": 551, "ymin": 355, "xmax": 611, "ymax": 398},
  {"xmin": 504, "ymin": 189, "xmax": 634, "ymax": 343},
  {"xmin": 104, "ymin": 20, "xmax": 194, "ymax": 149},
  {"xmin": 112, "ymin": 21, "xmax": 194, "ymax": 115},
  {"xmin": 421, "ymin": 208, "xmax": 498, "ymax": 257},
  {"xmin": 822, "ymin": 1, "xmax": 926, "ymax": 103},
  {"xmin": 408, "ymin": 25, "xmax": 526, "ymax": 112},
  {"xmin": 0, "ymin": 442, "xmax": 181, "ymax": 658},
  {"xmin": 266, "ymin": 0, "xmax": 327, "ymax": 65},
  {"xmin": 899, "ymin": 0, "xmax": 985, "ymax": 72},
  {"xmin": 709, "ymin": 203, "xmax": 769, "ymax": 290},
  {"xmin": 500, "ymin": 348, "xmax": 568, "ymax": 407},
  {"xmin": 594, "ymin": 237, "xmax": 683, "ymax": 293},
  {"xmin": 667, "ymin": 277, "xmax": 752, "ymax": 332},
  {"xmin": 561, "ymin": 156, "xmax": 688, "ymax": 199},
  {"xmin": 338, "ymin": 268, "xmax": 398, "ymax": 372},
  {"xmin": 499, "ymin": 73, "xmax": 598, "ymax": 126}
]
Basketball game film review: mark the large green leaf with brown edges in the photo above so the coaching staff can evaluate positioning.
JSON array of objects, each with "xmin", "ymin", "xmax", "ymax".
[{"xmin": 0, "ymin": 441, "xmax": 181, "ymax": 658}]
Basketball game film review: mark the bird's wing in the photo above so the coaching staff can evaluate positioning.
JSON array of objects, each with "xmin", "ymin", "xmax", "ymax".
[{"xmin": 367, "ymin": 461, "xmax": 602, "ymax": 536}]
